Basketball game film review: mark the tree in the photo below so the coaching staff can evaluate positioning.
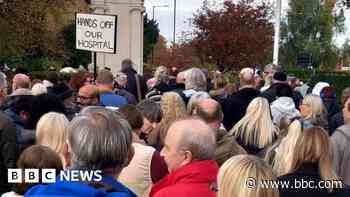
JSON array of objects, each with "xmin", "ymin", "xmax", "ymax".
[
  {"xmin": 0, "ymin": 0, "xmax": 90, "ymax": 70},
  {"xmin": 143, "ymin": 14, "xmax": 160, "ymax": 63},
  {"xmin": 191, "ymin": 0, "xmax": 273, "ymax": 71},
  {"xmin": 340, "ymin": 39, "xmax": 350, "ymax": 67},
  {"xmin": 280, "ymin": 0, "xmax": 344, "ymax": 69},
  {"xmin": 62, "ymin": 24, "xmax": 91, "ymax": 68},
  {"xmin": 152, "ymin": 34, "xmax": 201, "ymax": 69}
]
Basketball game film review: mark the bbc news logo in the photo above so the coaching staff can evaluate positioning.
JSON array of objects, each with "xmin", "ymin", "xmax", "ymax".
[{"xmin": 8, "ymin": 169, "xmax": 102, "ymax": 183}]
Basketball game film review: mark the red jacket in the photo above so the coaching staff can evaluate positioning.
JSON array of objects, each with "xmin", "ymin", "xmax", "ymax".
[{"xmin": 150, "ymin": 160, "xmax": 219, "ymax": 197}]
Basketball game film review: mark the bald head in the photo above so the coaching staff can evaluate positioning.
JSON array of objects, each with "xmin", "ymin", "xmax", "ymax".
[
  {"xmin": 167, "ymin": 118, "xmax": 216, "ymax": 161},
  {"xmin": 12, "ymin": 74, "xmax": 30, "ymax": 91},
  {"xmin": 79, "ymin": 85, "xmax": 98, "ymax": 96},
  {"xmin": 77, "ymin": 85, "xmax": 99, "ymax": 108},
  {"xmin": 195, "ymin": 99, "xmax": 223, "ymax": 130},
  {"xmin": 239, "ymin": 67, "xmax": 255, "ymax": 87}
]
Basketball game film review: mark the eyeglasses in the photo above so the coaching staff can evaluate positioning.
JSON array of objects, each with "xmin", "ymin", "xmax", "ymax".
[{"xmin": 77, "ymin": 95, "xmax": 95, "ymax": 101}]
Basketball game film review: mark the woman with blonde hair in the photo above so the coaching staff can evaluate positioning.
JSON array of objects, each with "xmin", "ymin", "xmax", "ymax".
[
  {"xmin": 146, "ymin": 66, "xmax": 172, "ymax": 103},
  {"xmin": 36, "ymin": 112, "xmax": 69, "ymax": 167},
  {"xmin": 230, "ymin": 97, "xmax": 278, "ymax": 155},
  {"xmin": 147, "ymin": 66, "xmax": 168, "ymax": 89},
  {"xmin": 300, "ymin": 94, "xmax": 328, "ymax": 130},
  {"xmin": 148, "ymin": 92, "xmax": 187, "ymax": 150},
  {"xmin": 269, "ymin": 120, "xmax": 303, "ymax": 175},
  {"xmin": 278, "ymin": 127, "xmax": 348, "ymax": 197},
  {"xmin": 217, "ymin": 155, "xmax": 279, "ymax": 197}
]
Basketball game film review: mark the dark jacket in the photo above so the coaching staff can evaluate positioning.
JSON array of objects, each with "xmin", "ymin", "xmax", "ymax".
[
  {"xmin": 171, "ymin": 84, "xmax": 186, "ymax": 104},
  {"xmin": 261, "ymin": 83, "xmax": 280, "ymax": 103},
  {"xmin": 0, "ymin": 111, "xmax": 18, "ymax": 195},
  {"xmin": 278, "ymin": 163, "xmax": 350, "ymax": 197},
  {"xmin": 214, "ymin": 129, "xmax": 246, "ymax": 166},
  {"xmin": 145, "ymin": 82, "xmax": 174, "ymax": 103},
  {"xmin": 154, "ymin": 82, "xmax": 174, "ymax": 93},
  {"xmin": 330, "ymin": 112, "xmax": 344, "ymax": 135},
  {"xmin": 222, "ymin": 88, "xmax": 260, "ymax": 131},
  {"xmin": 122, "ymin": 68, "xmax": 147, "ymax": 102}
]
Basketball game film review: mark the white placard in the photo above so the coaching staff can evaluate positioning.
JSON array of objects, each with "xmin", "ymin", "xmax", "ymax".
[{"xmin": 76, "ymin": 13, "xmax": 117, "ymax": 53}]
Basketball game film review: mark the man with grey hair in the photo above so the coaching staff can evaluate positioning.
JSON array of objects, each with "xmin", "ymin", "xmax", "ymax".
[
  {"xmin": 150, "ymin": 118, "xmax": 218, "ymax": 197},
  {"xmin": 222, "ymin": 67, "xmax": 260, "ymax": 130},
  {"xmin": 261, "ymin": 63, "xmax": 277, "ymax": 92},
  {"xmin": 194, "ymin": 99, "xmax": 246, "ymax": 166},
  {"xmin": 26, "ymin": 107, "xmax": 137, "ymax": 197},
  {"xmin": 180, "ymin": 68, "xmax": 207, "ymax": 104},
  {"xmin": 114, "ymin": 72, "xmax": 137, "ymax": 105}
]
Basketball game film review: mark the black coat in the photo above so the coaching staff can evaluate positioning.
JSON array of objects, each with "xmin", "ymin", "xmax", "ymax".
[
  {"xmin": 330, "ymin": 112, "xmax": 344, "ymax": 135},
  {"xmin": 278, "ymin": 163, "xmax": 350, "ymax": 197},
  {"xmin": 222, "ymin": 88, "xmax": 260, "ymax": 131},
  {"xmin": 122, "ymin": 68, "xmax": 148, "ymax": 102},
  {"xmin": 262, "ymin": 83, "xmax": 280, "ymax": 103},
  {"xmin": 0, "ymin": 111, "xmax": 19, "ymax": 194}
]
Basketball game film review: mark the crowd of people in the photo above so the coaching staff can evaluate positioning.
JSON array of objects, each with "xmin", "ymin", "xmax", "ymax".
[{"xmin": 0, "ymin": 59, "xmax": 349, "ymax": 197}]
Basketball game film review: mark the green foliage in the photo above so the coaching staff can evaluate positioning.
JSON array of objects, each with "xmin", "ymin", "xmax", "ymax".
[
  {"xmin": 0, "ymin": 0, "xmax": 89, "ymax": 70},
  {"xmin": 340, "ymin": 39, "xmax": 350, "ymax": 66},
  {"xmin": 143, "ymin": 14, "xmax": 160, "ymax": 63},
  {"xmin": 5, "ymin": 57, "xmax": 63, "ymax": 72},
  {"xmin": 62, "ymin": 23, "xmax": 91, "ymax": 67},
  {"xmin": 280, "ymin": 0, "xmax": 344, "ymax": 69},
  {"xmin": 286, "ymin": 69, "xmax": 350, "ymax": 100}
]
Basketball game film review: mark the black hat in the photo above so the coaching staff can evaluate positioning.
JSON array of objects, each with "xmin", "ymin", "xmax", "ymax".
[
  {"xmin": 50, "ymin": 82, "xmax": 74, "ymax": 100},
  {"xmin": 273, "ymin": 71, "xmax": 287, "ymax": 82}
]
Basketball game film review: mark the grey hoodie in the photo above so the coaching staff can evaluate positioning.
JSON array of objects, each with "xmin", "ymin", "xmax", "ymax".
[{"xmin": 331, "ymin": 124, "xmax": 350, "ymax": 185}]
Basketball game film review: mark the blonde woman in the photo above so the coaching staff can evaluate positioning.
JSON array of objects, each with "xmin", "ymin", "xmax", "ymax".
[
  {"xmin": 278, "ymin": 127, "xmax": 347, "ymax": 197},
  {"xmin": 146, "ymin": 66, "xmax": 172, "ymax": 103},
  {"xmin": 230, "ymin": 97, "xmax": 278, "ymax": 155},
  {"xmin": 36, "ymin": 112, "xmax": 69, "ymax": 168},
  {"xmin": 300, "ymin": 94, "xmax": 328, "ymax": 130},
  {"xmin": 148, "ymin": 92, "xmax": 187, "ymax": 149},
  {"xmin": 269, "ymin": 120, "xmax": 303, "ymax": 175},
  {"xmin": 147, "ymin": 66, "xmax": 169, "ymax": 90},
  {"xmin": 218, "ymin": 155, "xmax": 279, "ymax": 197}
]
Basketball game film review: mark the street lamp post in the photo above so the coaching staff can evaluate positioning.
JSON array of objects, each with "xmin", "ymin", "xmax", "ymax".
[
  {"xmin": 173, "ymin": 0, "xmax": 176, "ymax": 45},
  {"xmin": 151, "ymin": 5, "xmax": 168, "ymax": 65},
  {"xmin": 273, "ymin": 0, "xmax": 282, "ymax": 66}
]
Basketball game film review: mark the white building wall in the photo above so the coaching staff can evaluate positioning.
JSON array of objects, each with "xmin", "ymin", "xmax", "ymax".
[{"xmin": 90, "ymin": 0, "xmax": 144, "ymax": 74}]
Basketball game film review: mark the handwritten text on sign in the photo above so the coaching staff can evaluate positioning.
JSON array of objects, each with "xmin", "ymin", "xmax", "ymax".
[{"xmin": 76, "ymin": 13, "xmax": 117, "ymax": 53}]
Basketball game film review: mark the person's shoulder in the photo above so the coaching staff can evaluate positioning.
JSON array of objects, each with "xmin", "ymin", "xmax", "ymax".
[
  {"xmin": 332, "ymin": 124, "xmax": 350, "ymax": 140},
  {"xmin": 1, "ymin": 191, "xmax": 21, "ymax": 197},
  {"xmin": 133, "ymin": 142, "xmax": 156, "ymax": 152},
  {"xmin": 153, "ymin": 185, "xmax": 192, "ymax": 197},
  {"xmin": 106, "ymin": 191, "xmax": 137, "ymax": 197},
  {"xmin": 333, "ymin": 185, "xmax": 350, "ymax": 197}
]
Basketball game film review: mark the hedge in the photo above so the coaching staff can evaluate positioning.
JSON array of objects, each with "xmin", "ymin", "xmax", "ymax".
[{"xmin": 286, "ymin": 69, "xmax": 350, "ymax": 102}]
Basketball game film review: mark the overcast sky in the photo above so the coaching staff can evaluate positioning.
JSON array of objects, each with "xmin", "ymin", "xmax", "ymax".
[{"xmin": 144, "ymin": 0, "xmax": 350, "ymax": 47}]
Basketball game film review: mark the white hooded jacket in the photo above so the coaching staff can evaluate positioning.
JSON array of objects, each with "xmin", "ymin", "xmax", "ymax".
[{"xmin": 271, "ymin": 97, "xmax": 300, "ymax": 127}]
